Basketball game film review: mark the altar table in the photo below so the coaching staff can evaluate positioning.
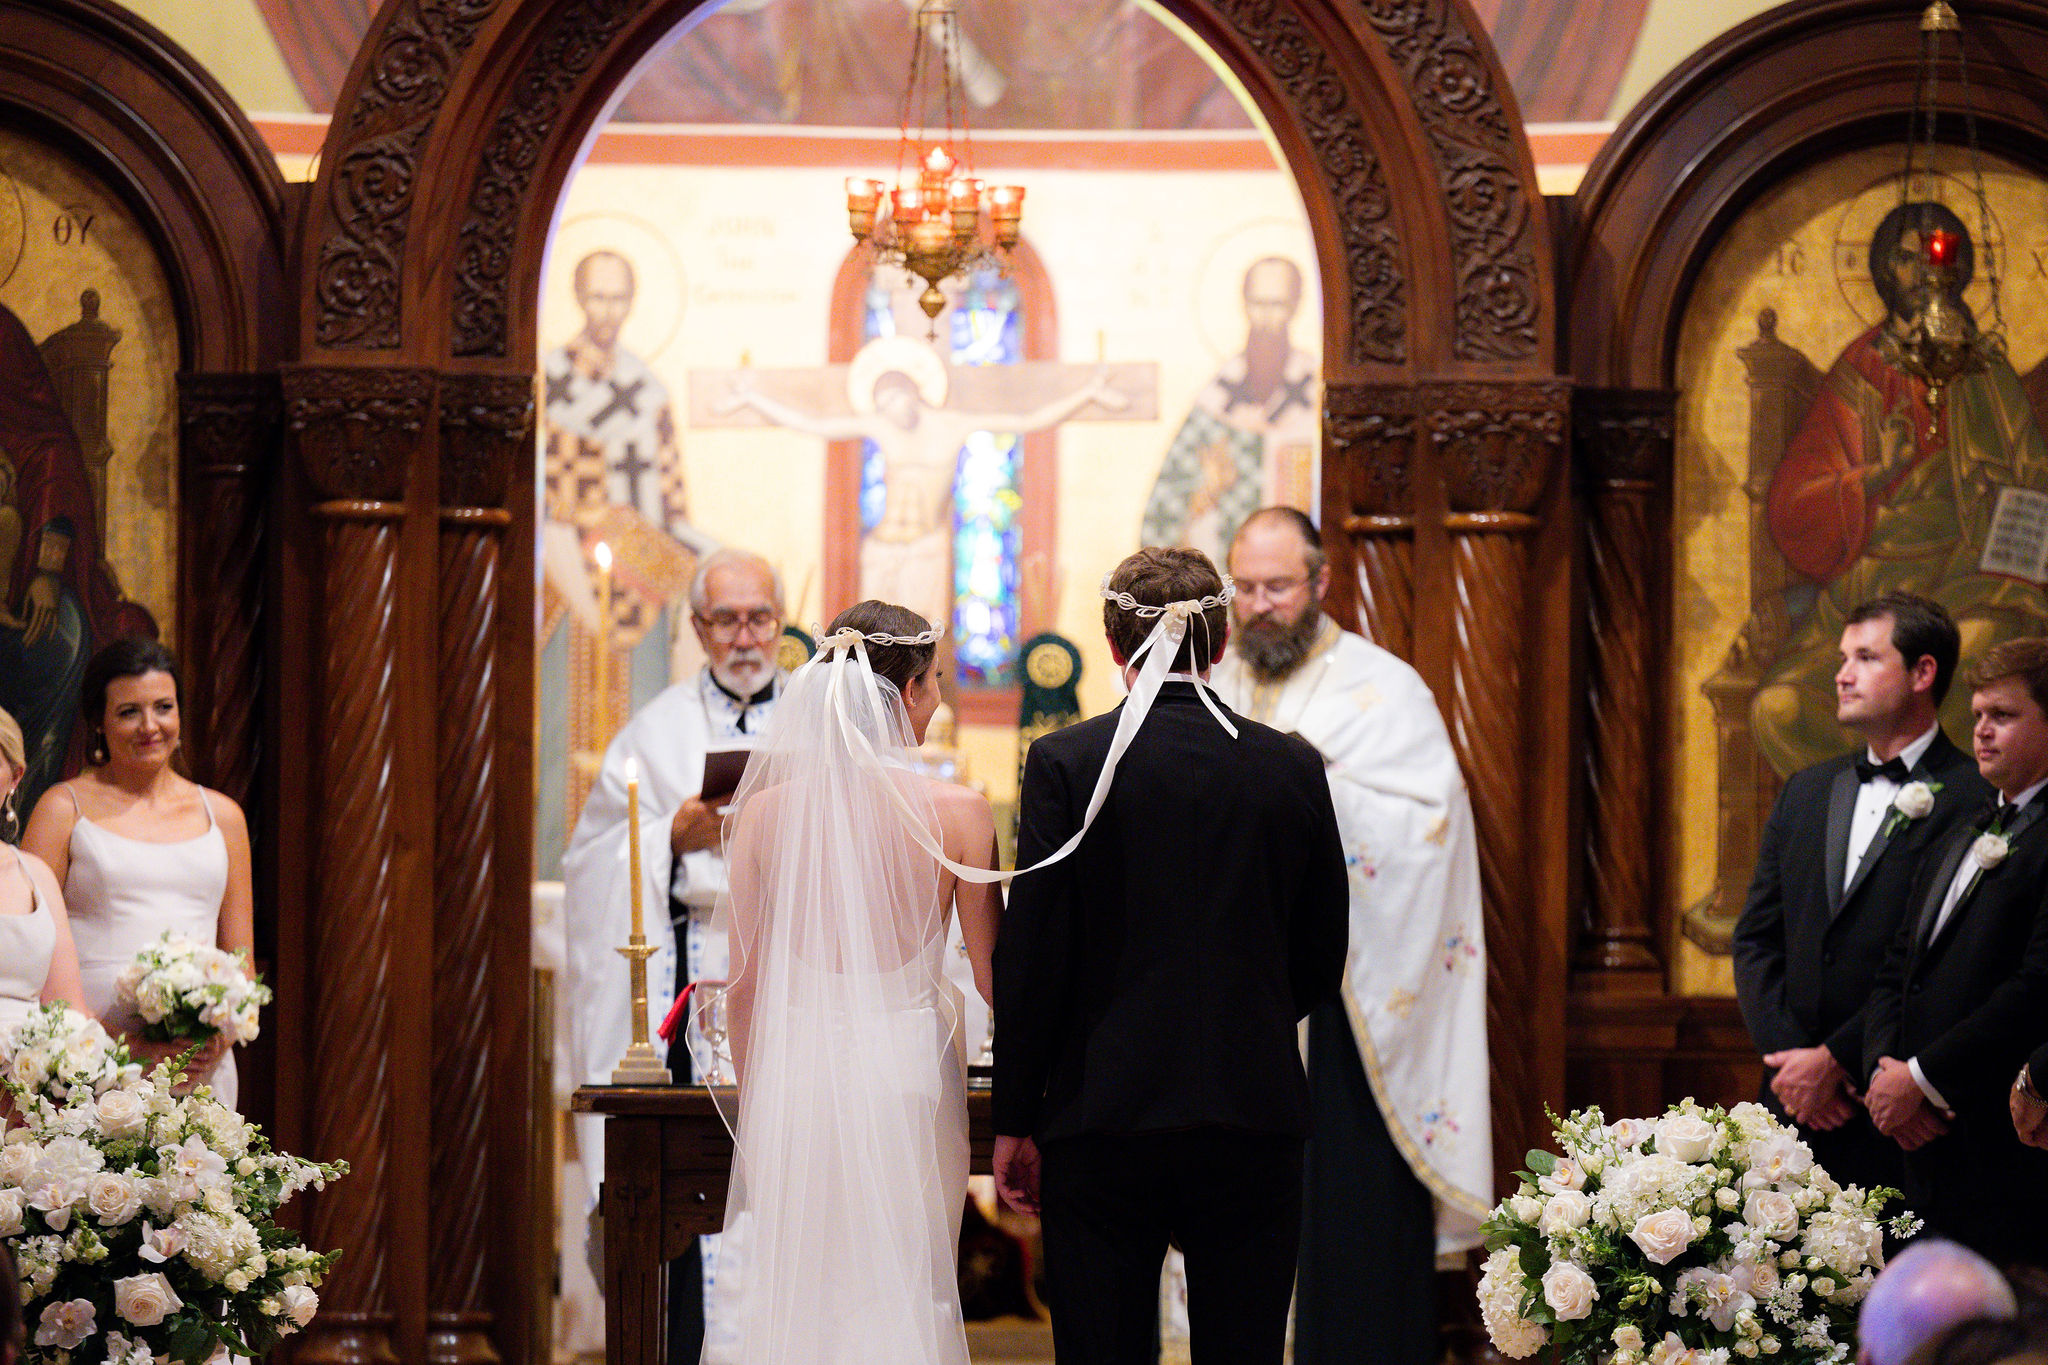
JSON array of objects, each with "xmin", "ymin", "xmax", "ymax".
[{"xmin": 570, "ymin": 1084, "xmax": 997, "ymax": 1365}]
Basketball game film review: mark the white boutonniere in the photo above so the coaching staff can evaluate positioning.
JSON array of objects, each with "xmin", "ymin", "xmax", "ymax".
[
  {"xmin": 1881, "ymin": 780, "xmax": 1942, "ymax": 837},
  {"xmin": 1972, "ymin": 832, "xmax": 2011, "ymax": 870}
]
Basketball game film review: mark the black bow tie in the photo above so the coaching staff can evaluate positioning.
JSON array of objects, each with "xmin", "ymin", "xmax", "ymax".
[
  {"xmin": 1977, "ymin": 797, "xmax": 2026, "ymax": 834},
  {"xmin": 1855, "ymin": 755, "xmax": 1910, "ymax": 785}
]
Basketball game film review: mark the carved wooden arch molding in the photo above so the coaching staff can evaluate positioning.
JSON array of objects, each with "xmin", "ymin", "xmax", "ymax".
[
  {"xmin": 0, "ymin": 0, "xmax": 288, "ymax": 861},
  {"xmin": 303, "ymin": 0, "xmax": 1553, "ymax": 377}
]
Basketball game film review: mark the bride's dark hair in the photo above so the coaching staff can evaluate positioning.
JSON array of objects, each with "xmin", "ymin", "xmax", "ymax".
[{"xmin": 823, "ymin": 601, "xmax": 936, "ymax": 692}]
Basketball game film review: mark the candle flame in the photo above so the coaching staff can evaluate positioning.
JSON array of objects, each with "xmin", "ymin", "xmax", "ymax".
[
  {"xmin": 625, "ymin": 754, "xmax": 638, "ymax": 782},
  {"xmin": 593, "ymin": 540, "xmax": 612, "ymax": 571}
]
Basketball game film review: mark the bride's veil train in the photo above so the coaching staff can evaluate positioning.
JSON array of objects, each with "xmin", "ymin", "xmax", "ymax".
[{"xmin": 698, "ymin": 634, "xmax": 971, "ymax": 1365}]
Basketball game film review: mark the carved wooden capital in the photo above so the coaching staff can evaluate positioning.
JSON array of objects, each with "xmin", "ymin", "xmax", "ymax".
[
  {"xmin": 178, "ymin": 373, "xmax": 281, "ymax": 478},
  {"xmin": 284, "ymin": 365, "xmax": 435, "ymax": 503},
  {"xmin": 1325, "ymin": 383, "xmax": 1419, "ymax": 515},
  {"xmin": 1574, "ymin": 388, "xmax": 1675, "ymax": 492},
  {"xmin": 1427, "ymin": 380, "xmax": 1569, "ymax": 514},
  {"xmin": 438, "ymin": 372, "xmax": 534, "ymax": 510}
]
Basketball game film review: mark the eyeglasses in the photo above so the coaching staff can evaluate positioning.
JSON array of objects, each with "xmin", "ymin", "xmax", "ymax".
[
  {"xmin": 1238, "ymin": 576, "xmax": 1309, "ymax": 604},
  {"xmin": 696, "ymin": 608, "xmax": 780, "ymax": 642}
]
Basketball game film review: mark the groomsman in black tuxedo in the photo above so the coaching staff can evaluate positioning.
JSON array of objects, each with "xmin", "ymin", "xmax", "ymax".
[
  {"xmin": 1864, "ymin": 638, "xmax": 2048, "ymax": 1265},
  {"xmin": 991, "ymin": 546, "xmax": 1349, "ymax": 1365},
  {"xmin": 1734, "ymin": 593, "xmax": 1988, "ymax": 1196}
]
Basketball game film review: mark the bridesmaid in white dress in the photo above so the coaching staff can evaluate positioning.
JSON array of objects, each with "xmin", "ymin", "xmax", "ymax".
[
  {"xmin": 0, "ymin": 705, "xmax": 86, "ymax": 1042},
  {"xmin": 22, "ymin": 640, "xmax": 254, "ymax": 1108}
]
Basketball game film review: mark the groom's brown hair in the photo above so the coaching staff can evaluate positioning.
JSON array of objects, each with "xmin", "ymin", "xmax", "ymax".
[{"xmin": 1103, "ymin": 547, "xmax": 1229, "ymax": 674}]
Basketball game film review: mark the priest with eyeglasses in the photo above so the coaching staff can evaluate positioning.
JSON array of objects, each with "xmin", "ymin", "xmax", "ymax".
[
  {"xmin": 561, "ymin": 545, "xmax": 789, "ymax": 1361},
  {"xmin": 1211, "ymin": 507, "xmax": 1492, "ymax": 1365}
]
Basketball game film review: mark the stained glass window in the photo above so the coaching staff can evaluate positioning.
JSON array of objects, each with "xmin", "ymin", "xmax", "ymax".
[{"xmin": 859, "ymin": 266, "xmax": 1027, "ymax": 688}]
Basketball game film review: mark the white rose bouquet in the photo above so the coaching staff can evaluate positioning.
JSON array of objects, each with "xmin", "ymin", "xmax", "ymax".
[
  {"xmin": 1476, "ymin": 1101, "xmax": 1919, "ymax": 1365},
  {"xmin": 116, "ymin": 933, "xmax": 273, "ymax": 1046},
  {"xmin": 1, "ymin": 1003, "xmax": 345, "ymax": 1363}
]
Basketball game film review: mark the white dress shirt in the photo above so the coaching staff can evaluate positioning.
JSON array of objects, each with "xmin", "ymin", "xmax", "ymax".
[
  {"xmin": 1909, "ymin": 772, "xmax": 2048, "ymax": 1111},
  {"xmin": 1845, "ymin": 723, "xmax": 1942, "ymax": 892}
]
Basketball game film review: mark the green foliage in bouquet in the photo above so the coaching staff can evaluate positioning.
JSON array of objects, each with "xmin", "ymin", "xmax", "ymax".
[
  {"xmin": 1, "ymin": 1004, "xmax": 345, "ymax": 1364},
  {"xmin": 1475, "ymin": 1102, "xmax": 1921, "ymax": 1365}
]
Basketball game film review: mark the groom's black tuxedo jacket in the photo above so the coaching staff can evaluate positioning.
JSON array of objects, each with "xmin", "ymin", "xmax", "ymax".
[
  {"xmin": 1732, "ymin": 731, "xmax": 1988, "ymax": 1082},
  {"xmin": 992, "ymin": 683, "xmax": 1349, "ymax": 1143}
]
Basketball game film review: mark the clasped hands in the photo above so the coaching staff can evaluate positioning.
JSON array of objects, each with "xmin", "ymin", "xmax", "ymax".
[
  {"xmin": 2012, "ymin": 1068, "xmax": 2048, "ymax": 1151},
  {"xmin": 1763, "ymin": 1046, "xmax": 1951, "ymax": 1150}
]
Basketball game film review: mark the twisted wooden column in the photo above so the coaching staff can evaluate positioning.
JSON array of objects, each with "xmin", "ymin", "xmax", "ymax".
[
  {"xmin": 176, "ymin": 374, "xmax": 277, "ymax": 812},
  {"xmin": 1429, "ymin": 380, "xmax": 1567, "ymax": 1179},
  {"xmin": 426, "ymin": 374, "xmax": 531, "ymax": 1365},
  {"xmin": 1574, "ymin": 391, "xmax": 1674, "ymax": 989},
  {"xmin": 286, "ymin": 366, "xmax": 434, "ymax": 1365},
  {"xmin": 1325, "ymin": 384, "xmax": 1418, "ymax": 657}
]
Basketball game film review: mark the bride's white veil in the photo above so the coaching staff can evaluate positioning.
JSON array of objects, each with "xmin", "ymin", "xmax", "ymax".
[{"xmin": 696, "ymin": 616, "xmax": 970, "ymax": 1365}]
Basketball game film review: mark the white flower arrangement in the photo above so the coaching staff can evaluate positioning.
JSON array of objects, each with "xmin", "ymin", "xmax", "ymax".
[
  {"xmin": 1, "ymin": 1002, "xmax": 345, "ymax": 1363},
  {"xmin": 1971, "ymin": 832, "xmax": 2011, "ymax": 871},
  {"xmin": 1477, "ymin": 1102, "xmax": 1918, "ymax": 1365},
  {"xmin": 115, "ymin": 934, "xmax": 273, "ymax": 1046}
]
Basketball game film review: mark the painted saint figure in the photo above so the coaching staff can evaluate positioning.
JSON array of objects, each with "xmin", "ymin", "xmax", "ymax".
[
  {"xmin": 0, "ymin": 300, "xmax": 154, "ymax": 818},
  {"xmin": 1754, "ymin": 201, "xmax": 2048, "ymax": 777},
  {"xmin": 1142, "ymin": 256, "xmax": 1318, "ymax": 562}
]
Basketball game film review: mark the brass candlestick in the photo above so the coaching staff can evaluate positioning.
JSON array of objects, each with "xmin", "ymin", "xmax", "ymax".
[{"xmin": 612, "ymin": 756, "xmax": 671, "ymax": 1085}]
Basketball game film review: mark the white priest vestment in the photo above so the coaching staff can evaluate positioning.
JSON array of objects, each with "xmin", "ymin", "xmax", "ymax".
[
  {"xmin": 561, "ymin": 668, "xmax": 781, "ymax": 1202},
  {"xmin": 1213, "ymin": 618, "xmax": 1491, "ymax": 1252}
]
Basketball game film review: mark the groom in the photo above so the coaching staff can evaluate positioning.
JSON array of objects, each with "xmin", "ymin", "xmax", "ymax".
[{"xmin": 992, "ymin": 545, "xmax": 1349, "ymax": 1364}]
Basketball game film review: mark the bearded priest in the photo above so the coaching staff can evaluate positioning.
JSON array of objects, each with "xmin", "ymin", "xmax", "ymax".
[
  {"xmin": 562, "ymin": 546, "xmax": 787, "ymax": 1359},
  {"xmin": 1211, "ymin": 507, "xmax": 1492, "ymax": 1365}
]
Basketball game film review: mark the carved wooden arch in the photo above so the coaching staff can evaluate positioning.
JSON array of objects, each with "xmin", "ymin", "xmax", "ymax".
[
  {"xmin": 1562, "ymin": 0, "xmax": 2048, "ymax": 1111},
  {"xmin": 286, "ymin": 3, "xmax": 1566, "ymax": 1362},
  {"xmin": 302, "ymin": 0, "xmax": 1558, "ymax": 376},
  {"xmin": 0, "ymin": 0, "xmax": 288, "ymax": 1101}
]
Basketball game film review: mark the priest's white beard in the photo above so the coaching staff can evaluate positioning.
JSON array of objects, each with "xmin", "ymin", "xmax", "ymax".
[
  {"xmin": 1234, "ymin": 599, "xmax": 1322, "ymax": 683},
  {"xmin": 713, "ymin": 646, "xmax": 774, "ymax": 697}
]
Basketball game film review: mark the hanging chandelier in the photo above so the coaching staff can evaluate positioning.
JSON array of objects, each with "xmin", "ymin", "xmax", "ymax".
[
  {"xmin": 844, "ymin": 0, "xmax": 1024, "ymax": 326},
  {"xmin": 1880, "ymin": 0, "xmax": 2007, "ymax": 423}
]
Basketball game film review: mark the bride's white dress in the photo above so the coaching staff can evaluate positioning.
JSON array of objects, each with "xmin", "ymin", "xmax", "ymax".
[
  {"xmin": 0, "ymin": 846, "xmax": 56, "ymax": 1038},
  {"xmin": 699, "ymin": 651, "xmax": 971, "ymax": 1365},
  {"xmin": 706, "ymin": 956, "xmax": 969, "ymax": 1365}
]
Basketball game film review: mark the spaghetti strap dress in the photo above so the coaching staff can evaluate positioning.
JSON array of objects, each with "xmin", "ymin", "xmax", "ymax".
[
  {"xmin": 65, "ymin": 787, "xmax": 236, "ymax": 1109},
  {"xmin": 0, "ymin": 846, "xmax": 56, "ymax": 1040}
]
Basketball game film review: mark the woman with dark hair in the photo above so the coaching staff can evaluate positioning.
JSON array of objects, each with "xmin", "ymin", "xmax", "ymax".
[
  {"xmin": 702, "ymin": 599, "xmax": 1001, "ymax": 1364},
  {"xmin": 21, "ymin": 636, "xmax": 254, "ymax": 1107}
]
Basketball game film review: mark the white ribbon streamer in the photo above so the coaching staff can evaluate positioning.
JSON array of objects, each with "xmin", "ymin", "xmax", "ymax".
[{"xmin": 809, "ymin": 586, "xmax": 1238, "ymax": 885}]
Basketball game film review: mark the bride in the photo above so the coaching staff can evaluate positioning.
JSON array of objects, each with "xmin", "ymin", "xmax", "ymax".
[
  {"xmin": 0, "ymin": 705, "xmax": 87, "ymax": 1044},
  {"xmin": 701, "ymin": 601, "xmax": 1000, "ymax": 1365}
]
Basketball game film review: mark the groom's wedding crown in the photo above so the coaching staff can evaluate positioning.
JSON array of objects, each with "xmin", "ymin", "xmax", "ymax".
[{"xmin": 1098, "ymin": 573, "xmax": 1236, "ymax": 620}]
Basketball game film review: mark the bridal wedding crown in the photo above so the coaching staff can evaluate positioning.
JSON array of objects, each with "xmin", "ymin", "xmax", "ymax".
[{"xmin": 815, "ymin": 623, "xmax": 946, "ymax": 649}]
